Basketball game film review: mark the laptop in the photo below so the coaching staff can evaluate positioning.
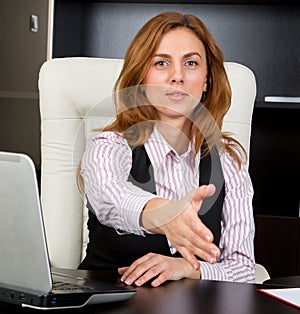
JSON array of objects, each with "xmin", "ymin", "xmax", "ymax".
[{"xmin": 0, "ymin": 151, "xmax": 136, "ymax": 310}]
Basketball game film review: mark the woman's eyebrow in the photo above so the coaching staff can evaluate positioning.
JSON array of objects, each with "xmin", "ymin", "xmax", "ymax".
[
  {"xmin": 183, "ymin": 52, "xmax": 202, "ymax": 59},
  {"xmin": 153, "ymin": 52, "xmax": 202, "ymax": 59},
  {"xmin": 153, "ymin": 53, "xmax": 171, "ymax": 58}
]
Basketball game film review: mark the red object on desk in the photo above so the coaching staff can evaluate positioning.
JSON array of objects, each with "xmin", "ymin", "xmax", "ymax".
[{"xmin": 258, "ymin": 288, "xmax": 300, "ymax": 309}]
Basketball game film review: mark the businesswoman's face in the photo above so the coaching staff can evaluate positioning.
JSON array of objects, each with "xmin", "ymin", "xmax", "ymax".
[{"xmin": 144, "ymin": 27, "xmax": 208, "ymax": 122}]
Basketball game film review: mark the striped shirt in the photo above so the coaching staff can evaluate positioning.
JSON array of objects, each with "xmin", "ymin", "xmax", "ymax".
[{"xmin": 80, "ymin": 128, "xmax": 255, "ymax": 283}]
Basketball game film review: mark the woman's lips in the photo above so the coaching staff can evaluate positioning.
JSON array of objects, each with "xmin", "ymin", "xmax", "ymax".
[{"xmin": 166, "ymin": 91, "xmax": 188, "ymax": 100}]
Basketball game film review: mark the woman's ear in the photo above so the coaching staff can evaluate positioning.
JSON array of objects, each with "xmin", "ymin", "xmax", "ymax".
[{"xmin": 201, "ymin": 81, "xmax": 208, "ymax": 102}]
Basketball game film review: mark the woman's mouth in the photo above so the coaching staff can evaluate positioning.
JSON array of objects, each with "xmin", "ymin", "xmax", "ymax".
[{"xmin": 166, "ymin": 90, "xmax": 188, "ymax": 100}]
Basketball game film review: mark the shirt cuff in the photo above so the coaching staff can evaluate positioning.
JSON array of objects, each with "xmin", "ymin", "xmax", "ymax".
[
  {"xmin": 118, "ymin": 188, "xmax": 158, "ymax": 236},
  {"xmin": 200, "ymin": 261, "xmax": 229, "ymax": 281}
]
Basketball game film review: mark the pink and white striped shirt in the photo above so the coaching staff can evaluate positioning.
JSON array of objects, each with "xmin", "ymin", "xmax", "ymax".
[{"xmin": 80, "ymin": 128, "xmax": 255, "ymax": 283}]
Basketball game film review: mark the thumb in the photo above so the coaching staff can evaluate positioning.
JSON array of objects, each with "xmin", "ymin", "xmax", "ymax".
[{"xmin": 191, "ymin": 184, "xmax": 216, "ymax": 208}]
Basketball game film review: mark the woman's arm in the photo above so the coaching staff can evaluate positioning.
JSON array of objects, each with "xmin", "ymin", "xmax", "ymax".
[
  {"xmin": 118, "ymin": 149, "xmax": 255, "ymax": 287},
  {"xmin": 81, "ymin": 132, "xmax": 157, "ymax": 235},
  {"xmin": 81, "ymin": 132, "xmax": 220, "ymax": 267},
  {"xmin": 199, "ymin": 149, "xmax": 256, "ymax": 283}
]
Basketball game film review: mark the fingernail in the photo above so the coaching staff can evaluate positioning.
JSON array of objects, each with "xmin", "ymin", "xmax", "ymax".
[
  {"xmin": 125, "ymin": 278, "xmax": 132, "ymax": 285},
  {"xmin": 212, "ymin": 250, "xmax": 218, "ymax": 257},
  {"xmin": 205, "ymin": 235, "xmax": 211, "ymax": 242},
  {"xmin": 210, "ymin": 258, "xmax": 214, "ymax": 264}
]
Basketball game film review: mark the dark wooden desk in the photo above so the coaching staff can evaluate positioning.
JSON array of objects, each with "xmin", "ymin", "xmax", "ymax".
[
  {"xmin": 265, "ymin": 276, "xmax": 300, "ymax": 288},
  {"xmin": 0, "ymin": 270, "xmax": 299, "ymax": 314}
]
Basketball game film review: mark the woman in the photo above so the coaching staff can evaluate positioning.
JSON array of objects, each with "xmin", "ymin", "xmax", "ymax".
[{"xmin": 78, "ymin": 12, "xmax": 255, "ymax": 287}]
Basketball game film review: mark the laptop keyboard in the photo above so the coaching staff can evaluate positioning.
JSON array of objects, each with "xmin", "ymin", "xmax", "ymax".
[{"xmin": 52, "ymin": 280, "xmax": 94, "ymax": 291}]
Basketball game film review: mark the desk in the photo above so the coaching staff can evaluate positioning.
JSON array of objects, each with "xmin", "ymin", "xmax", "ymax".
[
  {"xmin": 0, "ymin": 270, "xmax": 299, "ymax": 314},
  {"xmin": 265, "ymin": 276, "xmax": 300, "ymax": 288}
]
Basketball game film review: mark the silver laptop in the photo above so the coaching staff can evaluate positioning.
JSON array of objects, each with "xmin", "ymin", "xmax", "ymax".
[{"xmin": 0, "ymin": 151, "xmax": 136, "ymax": 310}]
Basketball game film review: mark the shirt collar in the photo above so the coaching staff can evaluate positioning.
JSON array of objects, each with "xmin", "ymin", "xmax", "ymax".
[{"xmin": 146, "ymin": 127, "xmax": 196, "ymax": 164}]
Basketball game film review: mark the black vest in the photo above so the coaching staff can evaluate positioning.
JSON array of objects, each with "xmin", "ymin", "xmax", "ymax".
[{"xmin": 79, "ymin": 145, "xmax": 225, "ymax": 271}]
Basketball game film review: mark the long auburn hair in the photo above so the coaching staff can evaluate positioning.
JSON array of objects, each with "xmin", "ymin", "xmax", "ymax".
[
  {"xmin": 100, "ymin": 12, "xmax": 244, "ymax": 158},
  {"xmin": 77, "ymin": 12, "xmax": 245, "ymax": 190}
]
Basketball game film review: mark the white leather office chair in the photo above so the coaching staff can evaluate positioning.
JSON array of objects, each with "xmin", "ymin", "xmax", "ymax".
[{"xmin": 38, "ymin": 57, "xmax": 269, "ymax": 283}]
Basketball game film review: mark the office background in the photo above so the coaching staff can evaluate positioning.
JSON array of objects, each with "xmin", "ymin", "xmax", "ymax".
[{"xmin": 0, "ymin": 0, "xmax": 299, "ymax": 279}]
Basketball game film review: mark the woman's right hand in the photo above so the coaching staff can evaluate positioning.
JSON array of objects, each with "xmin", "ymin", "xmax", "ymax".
[{"xmin": 142, "ymin": 184, "xmax": 221, "ymax": 270}]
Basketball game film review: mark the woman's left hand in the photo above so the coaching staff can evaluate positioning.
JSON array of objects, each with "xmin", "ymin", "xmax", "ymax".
[{"xmin": 118, "ymin": 253, "xmax": 200, "ymax": 287}]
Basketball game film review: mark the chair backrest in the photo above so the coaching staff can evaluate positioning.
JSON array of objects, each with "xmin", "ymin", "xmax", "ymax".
[{"xmin": 38, "ymin": 57, "xmax": 256, "ymax": 270}]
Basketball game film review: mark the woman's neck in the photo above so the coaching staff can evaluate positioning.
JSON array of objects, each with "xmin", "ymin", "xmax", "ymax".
[{"xmin": 155, "ymin": 119, "xmax": 192, "ymax": 155}]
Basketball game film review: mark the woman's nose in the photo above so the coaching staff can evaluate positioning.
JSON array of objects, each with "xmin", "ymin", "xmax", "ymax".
[
  {"xmin": 170, "ymin": 65, "xmax": 184, "ymax": 84},
  {"xmin": 171, "ymin": 79, "xmax": 183, "ymax": 84}
]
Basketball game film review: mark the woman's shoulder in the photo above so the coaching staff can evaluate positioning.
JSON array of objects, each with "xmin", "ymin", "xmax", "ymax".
[
  {"xmin": 86, "ymin": 131, "xmax": 131, "ymax": 152},
  {"xmin": 219, "ymin": 138, "xmax": 248, "ymax": 172},
  {"xmin": 89, "ymin": 131, "xmax": 125, "ymax": 144}
]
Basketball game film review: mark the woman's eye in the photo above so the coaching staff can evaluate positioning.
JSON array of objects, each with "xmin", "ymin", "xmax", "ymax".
[
  {"xmin": 154, "ymin": 60, "xmax": 169, "ymax": 67},
  {"xmin": 184, "ymin": 60, "xmax": 198, "ymax": 67}
]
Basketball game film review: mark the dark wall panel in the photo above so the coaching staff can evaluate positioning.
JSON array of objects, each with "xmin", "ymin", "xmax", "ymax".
[{"xmin": 79, "ymin": 3, "xmax": 300, "ymax": 102}]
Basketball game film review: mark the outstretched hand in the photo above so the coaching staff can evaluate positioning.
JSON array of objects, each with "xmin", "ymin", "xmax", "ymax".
[{"xmin": 142, "ymin": 184, "xmax": 221, "ymax": 270}]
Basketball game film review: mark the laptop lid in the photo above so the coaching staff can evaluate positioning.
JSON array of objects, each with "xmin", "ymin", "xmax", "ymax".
[
  {"xmin": 0, "ymin": 151, "xmax": 136, "ymax": 309},
  {"xmin": 0, "ymin": 151, "xmax": 52, "ymax": 293}
]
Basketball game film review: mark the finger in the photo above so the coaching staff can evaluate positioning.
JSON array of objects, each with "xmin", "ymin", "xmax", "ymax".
[
  {"xmin": 120, "ymin": 254, "xmax": 157, "ymax": 285},
  {"xmin": 181, "ymin": 191, "xmax": 216, "ymax": 243},
  {"xmin": 168, "ymin": 213, "xmax": 215, "ymax": 251},
  {"xmin": 176, "ymin": 234, "xmax": 220, "ymax": 265},
  {"xmin": 179, "ymin": 246, "xmax": 217, "ymax": 266},
  {"xmin": 186, "ymin": 214, "xmax": 215, "ymax": 243},
  {"xmin": 118, "ymin": 267, "xmax": 128, "ymax": 275},
  {"xmin": 192, "ymin": 236, "xmax": 221, "ymax": 261},
  {"xmin": 190, "ymin": 184, "xmax": 216, "ymax": 209},
  {"xmin": 151, "ymin": 272, "xmax": 168, "ymax": 287},
  {"xmin": 163, "ymin": 219, "xmax": 216, "ymax": 264},
  {"xmin": 120, "ymin": 253, "xmax": 152, "ymax": 279},
  {"xmin": 204, "ymin": 184, "xmax": 216, "ymax": 197},
  {"xmin": 192, "ymin": 245, "xmax": 219, "ymax": 264},
  {"xmin": 120, "ymin": 264, "xmax": 143, "ymax": 285},
  {"xmin": 134, "ymin": 266, "xmax": 162, "ymax": 287},
  {"xmin": 176, "ymin": 246, "xmax": 200, "ymax": 270},
  {"xmin": 161, "ymin": 202, "xmax": 214, "ymax": 243}
]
